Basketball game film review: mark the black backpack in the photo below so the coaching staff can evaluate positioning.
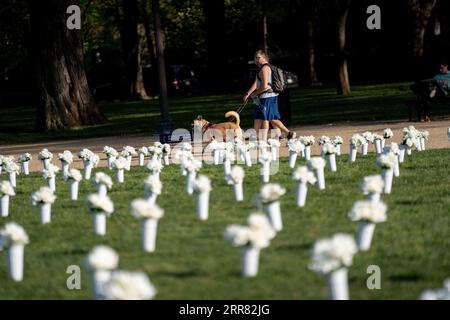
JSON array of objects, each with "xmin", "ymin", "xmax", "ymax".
[{"xmin": 258, "ymin": 63, "xmax": 288, "ymax": 93}]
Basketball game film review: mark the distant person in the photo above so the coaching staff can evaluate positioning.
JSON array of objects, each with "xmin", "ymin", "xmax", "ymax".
[
  {"xmin": 410, "ymin": 60, "xmax": 450, "ymax": 122},
  {"xmin": 243, "ymin": 50, "xmax": 296, "ymax": 141}
]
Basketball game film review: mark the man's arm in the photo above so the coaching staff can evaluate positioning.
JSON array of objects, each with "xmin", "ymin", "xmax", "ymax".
[{"xmin": 243, "ymin": 79, "xmax": 257, "ymax": 101}]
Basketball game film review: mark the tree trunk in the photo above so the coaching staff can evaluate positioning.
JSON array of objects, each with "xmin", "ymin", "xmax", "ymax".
[
  {"xmin": 122, "ymin": 0, "xmax": 149, "ymax": 99},
  {"xmin": 307, "ymin": 14, "xmax": 319, "ymax": 85},
  {"xmin": 142, "ymin": 0, "xmax": 157, "ymax": 69},
  {"xmin": 335, "ymin": 0, "xmax": 352, "ymax": 96},
  {"xmin": 407, "ymin": 0, "xmax": 437, "ymax": 57},
  {"xmin": 29, "ymin": 0, "xmax": 105, "ymax": 131}
]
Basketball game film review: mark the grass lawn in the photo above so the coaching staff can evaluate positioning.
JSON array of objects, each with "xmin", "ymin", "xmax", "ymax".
[
  {"xmin": 2, "ymin": 82, "xmax": 450, "ymax": 144},
  {"xmin": 0, "ymin": 148, "xmax": 449, "ymax": 299}
]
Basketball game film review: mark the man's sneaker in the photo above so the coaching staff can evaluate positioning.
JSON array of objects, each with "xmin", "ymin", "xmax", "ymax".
[{"xmin": 287, "ymin": 131, "xmax": 297, "ymax": 140}]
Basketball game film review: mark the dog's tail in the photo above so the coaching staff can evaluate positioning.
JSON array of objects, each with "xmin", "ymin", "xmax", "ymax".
[{"xmin": 225, "ymin": 111, "xmax": 240, "ymax": 127}]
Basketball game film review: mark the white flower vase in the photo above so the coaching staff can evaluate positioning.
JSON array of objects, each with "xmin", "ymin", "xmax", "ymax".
[
  {"xmin": 361, "ymin": 143, "xmax": 368, "ymax": 156},
  {"xmin": 245, "ymin": 151, "xmax": 252, "ymax": 167},
  {"xmin": 406, "ymin": 148, "xmax": 412, "ymax": 156},
  {"xmin": 224, "ymin": 159, "xmax": 231, "ymax": 178},
  {"xmin": 7, "ymin": 244, "xmax": 24, "ymax": 282},
  {"xmin": 261, "ymin": 162, "xmax": 270, "ymax": 183},
  {"xmin": 91, "ymin": 269, "xmax": 111, "ymax": 300},
  {"xmin": 139, "ymin": 153, "xmax": 145, "ymax": 166},
  {"xmin": 9, "ymin": 172, "xmax": 16, "ymax": 188},
  {"xmin": 42, "ymin": 158, "xmax": 50, "ymax": 170},
  {"xmin": 398, "ymin": 145, "xmax": 406, "ymax": 163},
  {"xmin": 107, "ymin": 156, "xmax": 115, "ymax": 170},
  {"xmin": 163, "ymin": 154, "xmax": 170, "ymax": 165},
  {"xmin": 69, "ymin": 180, "xmax": 79, "ymax": 201},
  {"xmin": 213, "ymin": 150, "xmax": 220, "ymax": 165},
  {"xmin": 368, "ymin": 192, "xmax": 380, "ymax": 203},
  {"xmin": 126, "ymin": 155, "xmax": 132, "ymax": 171},
  {"xmin": 350, "ymin": 145, "xmax": 357, "ymax": 162},
  {"xmin": 305, "ymin": 146, "xmax": 311, "ymax": 160},
  {"xmin": 48, "ymin": 177, "xmax": 56, "ymax": 192},
  {"xmin": 186, "ymin": 172, "xmax": 196, "ymax": 195},
  {"xmin": 382, "ymin": 169, "xmax": 394, "ymax": 194},
  {"xmin": 40, "ymin": 203, "xmax": 51, "ymax": 224},
  {"xmin": 21, "ymin": 161, "xmax": 29, "ymax": 175},
  {"xmin": 327, "ymin": 154, "xmax": 337, "ymax": 172},
  {"xmin": 375, "ymin": 140, "xmax": 382, "ymax": 154},
  {"xmin": 356, "ymin": 221, "xmax": 376, "ymax": 251},
  {"xmin": 117, "ymin": 169, "xmax": 124, "ymax": 183},
  {"xmin": 327, "ymin": 268, "xmax": 349, "ymax": 300},
  {"xmin": 264, "ymin": 201, "xmax": 282, "ymax": 232},
  {"xmin": 92, "ymin": 212, "xmax": 107, "ymax": 236},
  {"xmin": 420, "ymin": 138, "xmax": 426, "ymax": 151},
  {"xmin": 336, "ymin": 144, "xmax": 341, "ymax": 156},
  {"xmin": 142, "ymin": 218, "xmax": 158, "ymax": 253},
  {"xmin": 196, "ymin": 192, "xmax": 209, "ymax": 221},
  {"xmin": 0, "ymin": 165, "xmax": 2, "ymax": 174},
  {"xmin": 295, "ymin": 182, "xmax": 308, "ymax": 207},
  {"xmin": 381, "ymin": 139, "xmax": 386, "ymax": 149},
  {"xmin": 1, "ymin": 195, "xmax": 10, "ymax": 217},
  {"xmin": 146, "ymin": 192, "xmax": 157, "ymax": 205},
  {"xmin": 288, "ymin": 151, "xmax": 298, "ymax": 168},
  {"xmin": 241, "ymin": 246, "xmax": 260, "ymax": 278},
  {"xmin": 238, "ymin": 150, "xmax": 246, "ymax": 163},
  {"xmin": 393, "ymin": 157, "xmax": 400, "ymax": 177},
  {"xmin": 233, "ymin": 182, "xmax": 244, "ymax": 202},
  {"xmin": 271, "ymin": 147, "xmax": 278, "ymax": 161},
  {"xmin": 315, "ymin": 168, "xmax": 326, "ymax": 190},
  {"xmin": 84, "ymin": 161, "xmax": 93, "ymax": 180},
  {"xmin": 97, "ymin": 184, "xmax": 108, "ymax": 196},
  {"xmin": 61, "ymin": 161, "xmax": 69, "ymax": 178}
]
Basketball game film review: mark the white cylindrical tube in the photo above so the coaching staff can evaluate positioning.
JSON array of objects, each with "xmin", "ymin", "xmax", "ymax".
[
  {"xmin": 327, "ymin": 268, "xmax": 349, "ymax": 300},
  {"xmin": 382, "ymin": 169, "xmax": 394, "ymax": 194},
  {"xmin": 350, "ymin": 145, "xmax": 357, "ymax": 162},
  {"xmin": 152, "ymin": 171, "xmax": 160, "ymax": 181},
  {"xmin": 233, "ymin": 182, "xmax": 244, "ymax": 202},
  {"xmin": 43, "ymin": 159, "xmax": 50, "ymax": 170},
  {"xmin": 21, "ymin": 161, "xmax": 29, "ymax": 175},
  {"xmin": 261, "ymin": 162, "xmax": 270, "ymax": 183},
  {"xmin": 224, "ymin": 159, "xmax": 231, "ymax": 178},
  {"xmin": 92, "ymin": 212, "xmax": 107, "ymax": 236},
  {"xmin": 107, "ymin": 156, "xmax": 115, "ymax": 170},
  {"xmin": 84, "ymin": 161, "xmax": 93, "ymax": 180},
  {"xmin": 9, "ymin": 172, "xmax": 16, "ymax": 188},
  {"xmin": 327, "ymin": 154, "xmax": 337, "ymax": 172},
  {"xmin": 61, "ymin": 162, "xmax": 69, "ymax": 179},
  {"xmin": 48, "ymin": 177, "xmax": 56, "ymax": 192},
  {"xmin": 142, "ymin": 218, "xmax": 158, "ymax": 253},
  {"xmin": 69, "ymin": 180, "xmax": 79, "ymax": 201},
  {"xmin": 356, "ymin": 221, "xmax": 376, "ymax": 251},
  {"xmin": 264, "ymin": 201, "xmax": 282, "ymax": 232},
  {"xmin": 7, "ymin": 244, "xmax": 24, "ymax": 282},
  {"xmin": 375, "ymin": 140, "xmax": 382, "ymax": 154},
  {"xmin": 315, "ymin": 168, "xmax": 325, "ymax": 190},
  {"xmin": 1, "ymin": 195, "xmax": 10, "ymax": 217},
  {"xmin": 241, "ymin": 246, "xmax": 260, "ymax": 278},
  {"xmin": 406, "ymin": 148, "xmax": 412, "ymax": 156},
  {"xmin": 381, "ymin": 139, "xmax": 386, "ymax": 149},
  {"xmin": 213, "ymin": 150, "xmax": 220, "ymax": 165},
  {"xmin": 336, "ymin": 144, "xmax": 341, "ymax": 156},
  {"xmin": 163, "ymin": 154, "xmax": 170, "ymax": 165},
  {"xmin": 245, "ymin": 151, "xmax": 252, "ymax": 167},
  {"xmin": 196, "ymin": 192, "xmax": 209, "ymax": 221},
  {"xmin": 288, "ymin": 151, "xmax": 298, "ymax": 169},
  {"xmin": 146, "ymin": 192, "xmax": 157, "ymax": 206},
  {"xmin": 117, "ymin": 169, "xmax": 124, "ymax": 183},
  {"xmin": 271, "ymin": 147, "xmax": 278, "ymax": 162},
  {"xmin": 97, "ymin": 184, "xmax": 108, "ymax": 196},
  {"xmin": 295, "ymin": 182, "xmax": 308, "ymax": 207},
  {"xmin": 40, "ymin": 203, "xmax": 51, "ymax": 224},
  {"xmin": 126, "ymin": 155, "xmax": 132, "ymax": 171},
  {"xmin": 420, "ymin": 137, "xmax": 426, "ymax": 151},
  {"xmin": 186, "ymin": 172, "xmax": 195, "ymax": 194},
  {"xmin": 305, "ymin": 146, "xmax": 311, "ymax": 160},
  {"xmin": 398, "ymin": 146, "xmax": 406, "ymax": 163},
  {"xmin": 361, "ymin": 143, "xmax": 368, "ymax": 155},
  {"xmin": 139, "ymin": 153, "xmax": 145, "ymax": 166},
  {"xmin": 393, "ymin": 157, "xmax": 400, "ymax": 177}
]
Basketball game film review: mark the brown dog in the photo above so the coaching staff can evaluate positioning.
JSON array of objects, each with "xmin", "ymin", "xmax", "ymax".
[{"xmin": 192, "ymin": 111, "xmax": 242, "ymax": 140}]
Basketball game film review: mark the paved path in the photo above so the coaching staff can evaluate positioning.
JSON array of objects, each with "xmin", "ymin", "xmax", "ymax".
[{"xmin": 1, "ymin": 119, "xmax": 449, "ymax": 172}]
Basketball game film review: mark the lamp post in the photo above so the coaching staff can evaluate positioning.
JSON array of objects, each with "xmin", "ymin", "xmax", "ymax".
[{"xmin": 152, "ymin": 0, "xmax": 173, "ymax": 143}]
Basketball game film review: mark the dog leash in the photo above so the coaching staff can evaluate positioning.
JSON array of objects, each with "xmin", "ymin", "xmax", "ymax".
[{"xmin": 235, "ymin": 99, "xmax": 248, "ymax": 114}]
